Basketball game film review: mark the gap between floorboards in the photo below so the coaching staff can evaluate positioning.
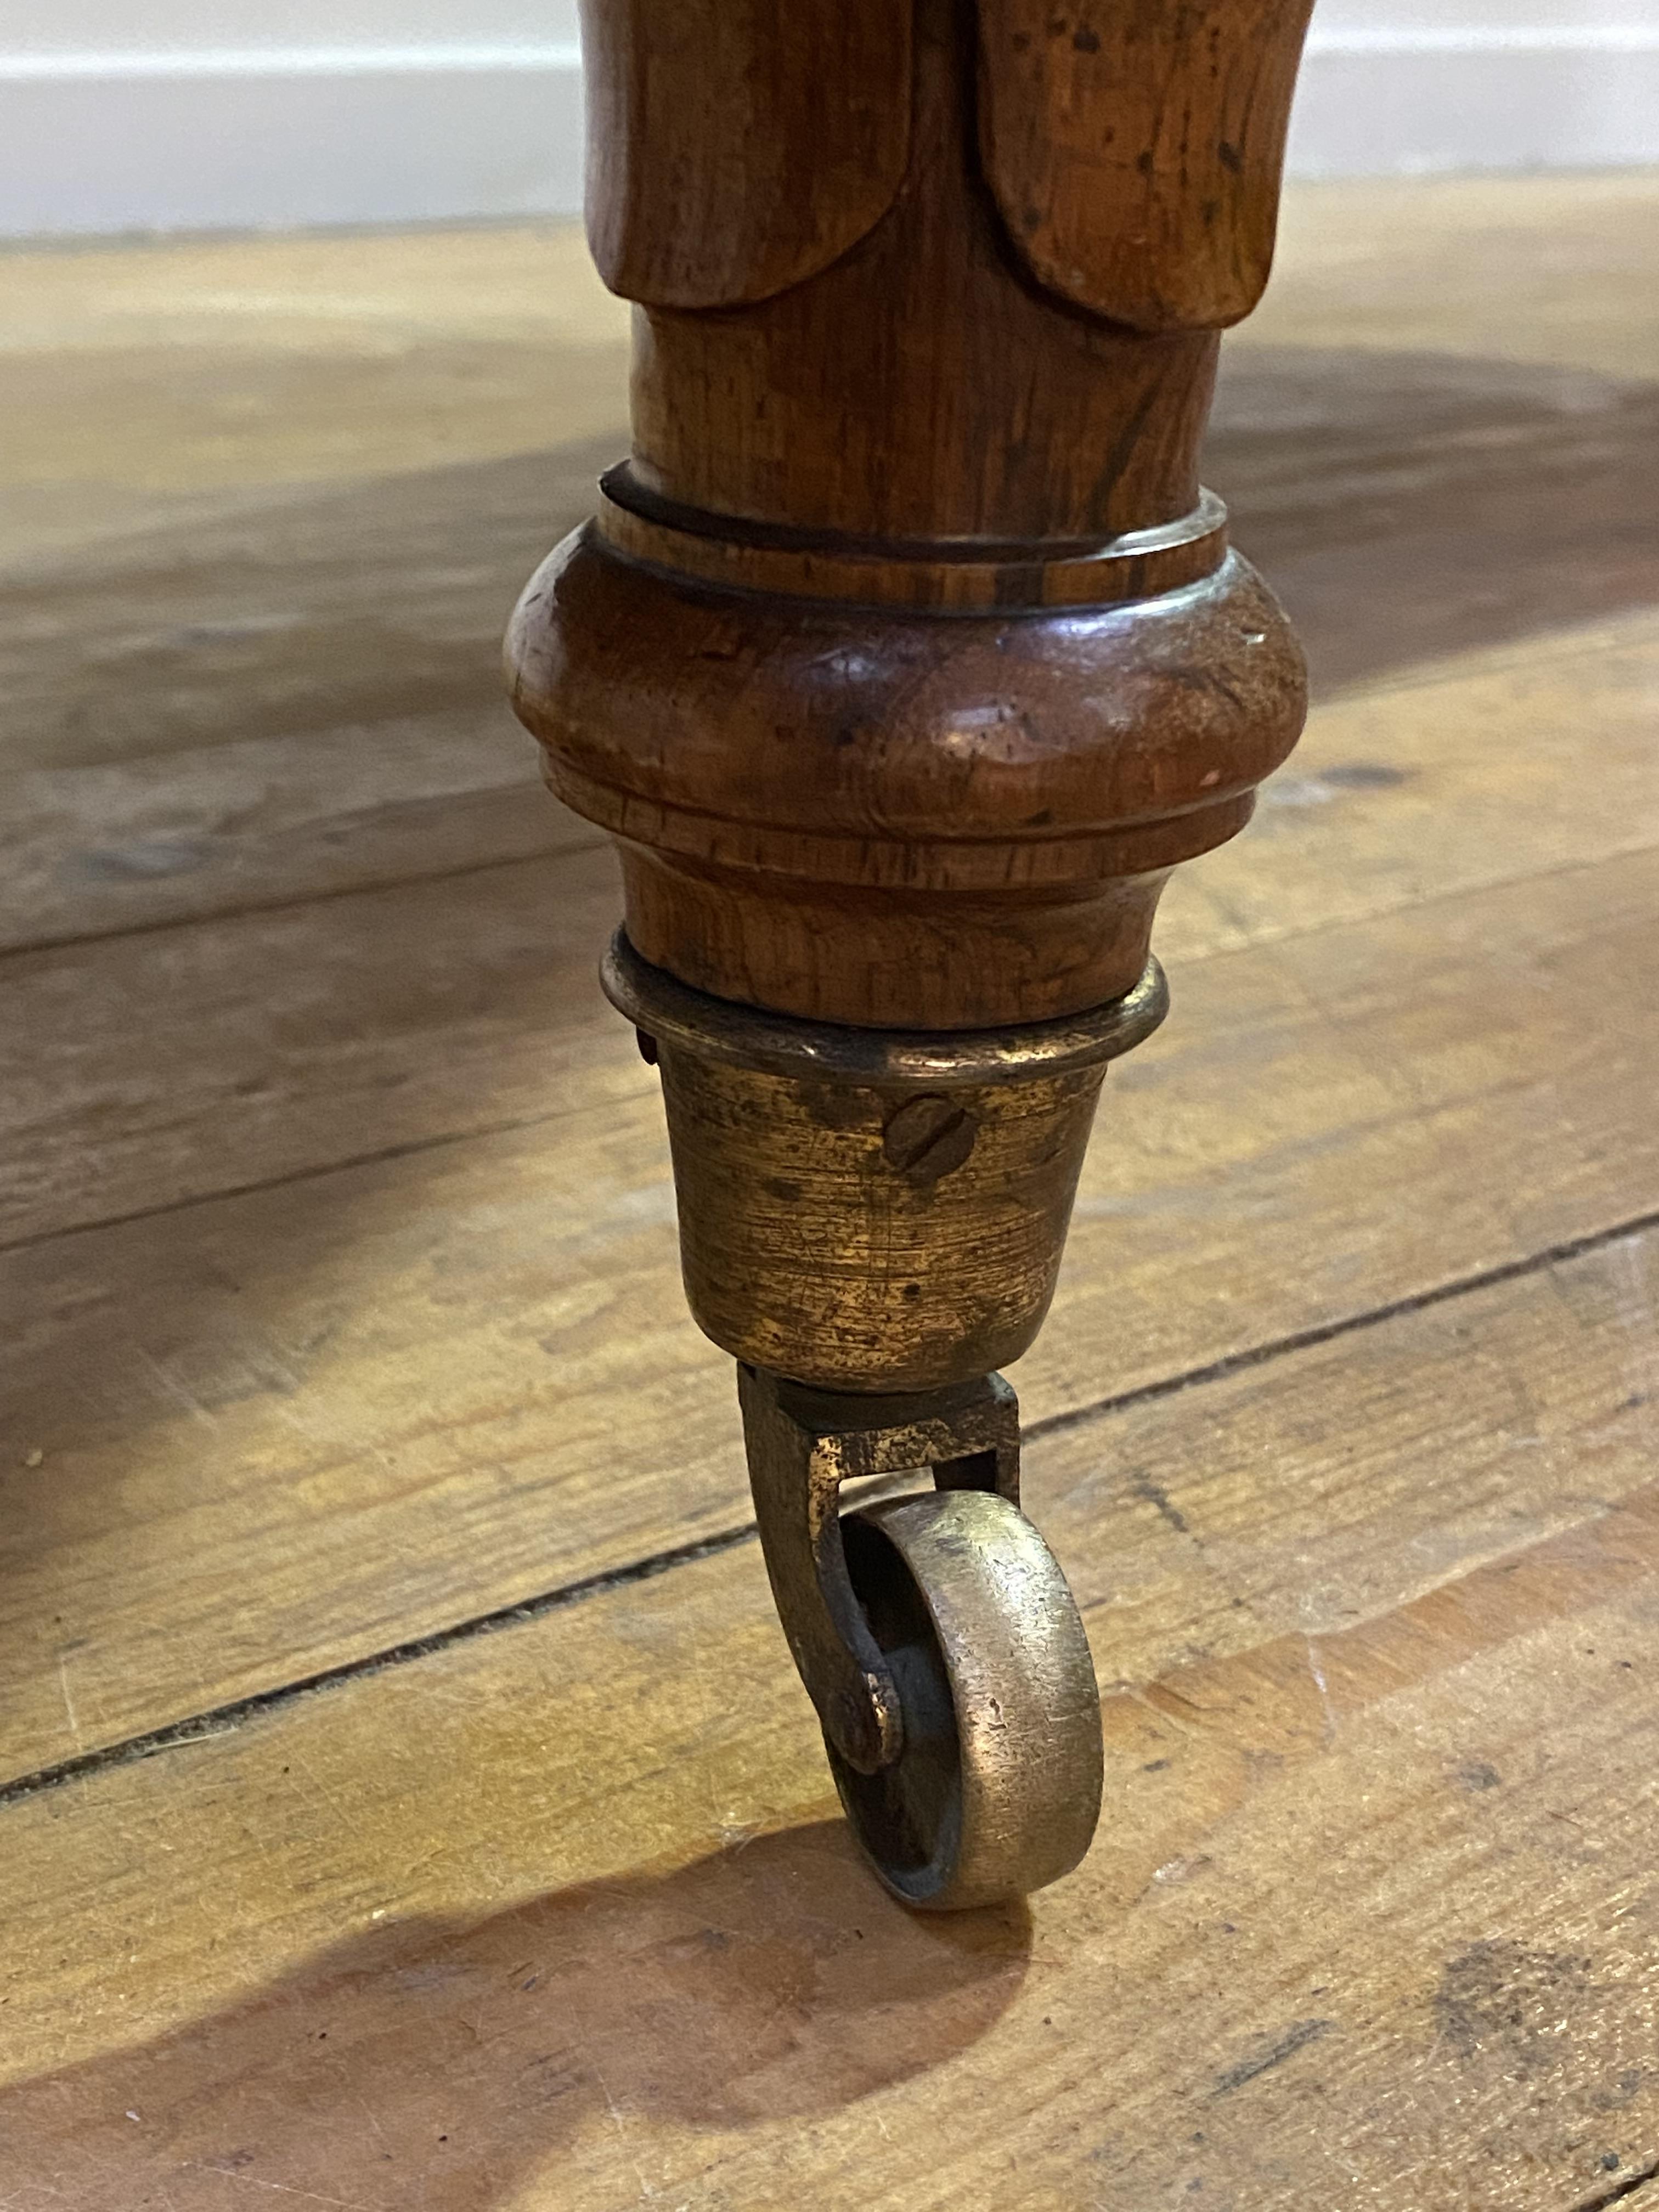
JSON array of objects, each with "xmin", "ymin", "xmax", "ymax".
[
  {"xmin": 1571, "ymin": 2152, "xmax": 1659, "ymax": 2212},
  {"xmin": 4, "ymin": 1194, "xmax": 1657, "ymax": 1816}
]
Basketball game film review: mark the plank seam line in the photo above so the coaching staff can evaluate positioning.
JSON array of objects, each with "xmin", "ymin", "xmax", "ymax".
[
  {"xmin": 6, "ymin": 837, "xmax": 1656, "ymax": 1254},
  {"xmin": 1276, "ymin": 608, "xmax": 1659, "ymax": 712},
  {"xmin": 0, "ymin": 1085, "xmax": 657, "ymax": 1260},
  {"xmin": 5, "ymin": 1198, "xmax": 1658, "ymax": 1814},
  {"xmin": 0, "ymin": 1521, "xmax": 761, "ymax": 1814},
  {"xmin": 1569, "ymin": 2152, "xmax": 1659, "ymax": 2212},
  {"xmin": 3, "ymin": 898, "xmax": 1651, "ymax": 1255},
  {"xmin": 7, "ymin": 809, "xmax": 1655, "ymax": 972},
  {"xmin": 0, "ymin": 826, "xmax": 610, "ymax": 966},
  {"xmin": 1025, "ymin": 1201, "xmax": 1659, "ymax": 1442}
]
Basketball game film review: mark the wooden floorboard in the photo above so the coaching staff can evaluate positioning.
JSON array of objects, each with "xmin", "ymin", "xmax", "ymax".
[
  {"xmin": 4, "ymin": 837, "xmax": 1657, "ymax": 1781},
  {"xmin": 2, "ymin": 1228, "xmax": 1656, "ymax": 2209},
  {"xmin": 6, "ymin": 180, "xmax": 1657, "ymax": 960},
  {"xmin": 2, "ymin": 178, "xmax": 1657, "ymax": 2207},
  {"xmin": 2, "ymin": 609, "xmax": 1655, "ymax": 1249}
]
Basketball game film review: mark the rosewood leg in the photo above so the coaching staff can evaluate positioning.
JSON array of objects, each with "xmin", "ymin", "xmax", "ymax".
[{"xmin": 507, "ymin": 0, "xmax": 1314, "ymax": 1908}]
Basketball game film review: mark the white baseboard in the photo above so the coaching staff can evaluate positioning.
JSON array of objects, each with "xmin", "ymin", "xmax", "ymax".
[
  {"xmin": 0, "ymin": 46, "xmax": 585, "ymax": 237},
  {"xmin": 1, "ymin": 31, "xmax": 1657, "ymax": 240},
  {"xmin": 1291, "ymin": 27, "xmax": 1659, "ymax": 176}
]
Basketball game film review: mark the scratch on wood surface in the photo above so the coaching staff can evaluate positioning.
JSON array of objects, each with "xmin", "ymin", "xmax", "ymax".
[
  {"xmin": 345, "ymin": 2085, "xmax": 393, "ymax": 2166},
  {"xmin": 133, "ymin": 1347, "xmax": 219, "ymax": 1429},
  {"xmin": 1116, "ymin": 1476, "xmax": 1659, "ymax": 1769},
  {"xmin": 591, "ymin": 2061, "xmax": 657, "ymax": 2202},
  {"xmin": 680, "ymin": 1615, "xmax": 728, "ymax": 1842},
  {"xmin": 187, "ymin": 2166, "xmax": 372, "ymax": 2209},
  {"xmin": 284, "ymin": 1745, "xmax": 359, "ymax": 1836},
  {"xmin": 53, "ymin": 1654, "xmax": 82, "ymax": 1753},
  {"xmin": 1609, "ymin": 1234, "xmax": 1659, "ymax": 1419},
  {"xmin": 1305, "ymin": 1637, "xmax": 1337, "ymax": 1743}
]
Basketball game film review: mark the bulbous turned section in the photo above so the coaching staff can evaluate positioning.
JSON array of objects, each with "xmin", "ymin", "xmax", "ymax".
[
  {"xmin": 507, "ymin": 0, "xmax": 1314, "ymax": 1034},
  {"xmin": 509, "ymin": 532, "xmax": 1303, "ymax": 1029},
  {"xmin": 603, "ymin": 933, "xmax": 1166, "ymax": 1391}
]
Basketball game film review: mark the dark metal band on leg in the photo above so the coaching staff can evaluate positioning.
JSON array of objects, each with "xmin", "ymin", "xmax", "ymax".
[{"xmin": 601, "ymin": 929, "xmax": 1169, "ymax": 1085}]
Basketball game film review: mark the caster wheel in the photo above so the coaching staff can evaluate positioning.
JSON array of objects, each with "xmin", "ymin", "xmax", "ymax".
[{"xmin": 828, "ymin": 1488, "xmax": 1104, "ymax": 1911}]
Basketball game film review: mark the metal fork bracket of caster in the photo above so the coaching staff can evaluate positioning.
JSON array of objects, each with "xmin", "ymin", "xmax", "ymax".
[{"xmin": 506, "ymin": 1, "xmax": 1314, "ymax": 1906}]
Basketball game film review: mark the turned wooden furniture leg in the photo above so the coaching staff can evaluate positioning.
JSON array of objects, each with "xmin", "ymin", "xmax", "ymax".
[{"xmin": 507, "ymin": 0, "xmax": 1314, "ymax": 1909}]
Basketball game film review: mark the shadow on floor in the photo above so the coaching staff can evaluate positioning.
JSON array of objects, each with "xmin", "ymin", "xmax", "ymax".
[
  {"xmin": 1209, "ymin": 346, "xmax": 1659, "ymax": 691},
  {"xmin": 5, "ymin": 346, "xmax": 1657, "ymax": 767},
  {"xmin": 0, "ymin": 1818, "xmax": 1031, "ymax": 2208},
  {"xmin": 3, "ymin": 340, "xmax": 1658, "ymax": 1774}
]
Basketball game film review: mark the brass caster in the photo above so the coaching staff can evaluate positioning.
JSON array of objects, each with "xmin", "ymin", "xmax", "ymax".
[
  {"xmin": 602, "ymin": 938, "xmax": 1122, "ymax": 1907},
  {"xmin": 740, "ymin": 1367, "xmax": 1103, "ymax": 1911}
]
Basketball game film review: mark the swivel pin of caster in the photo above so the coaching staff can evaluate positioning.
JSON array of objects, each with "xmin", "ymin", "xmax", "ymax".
[{"xmin": 740, "ymin": 1368, "xmax": 1103, "ymax": 1911}]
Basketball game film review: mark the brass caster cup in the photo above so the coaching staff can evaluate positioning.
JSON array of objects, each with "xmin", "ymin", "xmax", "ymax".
[
  {"xmin": 602, "ymin": 931, "xmax": 1167, "ymax": 1393},
  {"xmin": 605, "ymin": 942, "xmax": 1139, "ymax": 1903}
]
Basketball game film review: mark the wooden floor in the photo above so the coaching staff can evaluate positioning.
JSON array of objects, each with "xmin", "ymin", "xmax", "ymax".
[{"xmin": 2, "ymin": 173, "xmax": 1658, "ymax": 2211}]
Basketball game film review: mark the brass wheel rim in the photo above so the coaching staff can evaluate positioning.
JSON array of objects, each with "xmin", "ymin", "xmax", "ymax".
[{"xmin": 828, "ymin": 1489, "xmax": 1104, "ymax": 1911}]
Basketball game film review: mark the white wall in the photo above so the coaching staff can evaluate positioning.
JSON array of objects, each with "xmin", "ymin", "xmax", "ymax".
[
  {"xmin": 0, "ymin": 1, "xmax": 585, "ymax": 234},
  {"xmin": 1292, "ymin": 0, "xmax": 1659, "ymax": 175},
  {"xmin": 1, "ymin": 1, "xmax": 1656, "ymax": 238}
]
